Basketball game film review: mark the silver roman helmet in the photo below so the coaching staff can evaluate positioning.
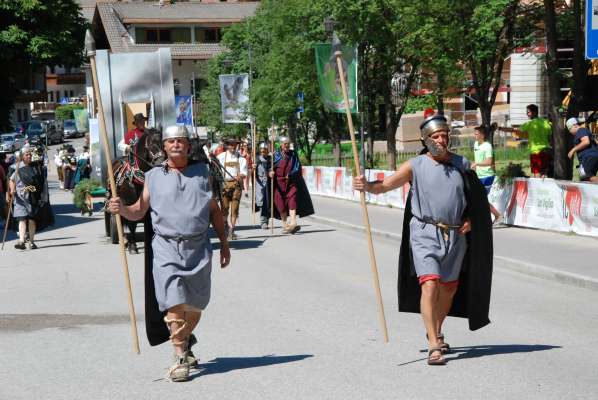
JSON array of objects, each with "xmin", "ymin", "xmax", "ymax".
[
  {"xmin": 419, "ymin": 114, "xmax": 450, "ymax": 156},
  {"xmin": 162, "ymin": 125, "xmax": 189, "ymax": 141}
]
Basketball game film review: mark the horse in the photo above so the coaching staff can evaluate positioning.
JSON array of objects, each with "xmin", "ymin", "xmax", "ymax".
[{"xmin": 109, "ymin": 128, "xmax": 164, "ymax": 254}]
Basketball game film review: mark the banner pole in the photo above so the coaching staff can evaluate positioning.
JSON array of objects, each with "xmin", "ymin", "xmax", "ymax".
[
  {"xmin": 86, "ymin": 31, "xmax": 140, "ymax": 354},
  {"xmin": 334, "ymin": 45, "xmax": 389, "ymax": 343}
]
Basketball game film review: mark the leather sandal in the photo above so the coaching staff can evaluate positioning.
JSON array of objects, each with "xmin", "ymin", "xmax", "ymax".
[
  {"xmin": 426, "ymin": 333, "xmax": 450, "ymax": 353},
  {"xmin": 427, "ymin": 347, "xmax": 447, "ymax": 366}
]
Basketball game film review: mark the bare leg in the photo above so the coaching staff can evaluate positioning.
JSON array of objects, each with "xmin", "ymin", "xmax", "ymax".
[
  {"xmin": 437, "ymin": 284, "xmax": 458, "ymax": 337},
  {"xmin": 420, "ymin": 280, "xmax": 441, "ymax": 348},
  {"xmin": 18, "ymin": 220, "xmax": 26, "ymax": 243},
  {"xmin": 280, "ymin": 211, "xmax": 288, "ymax": 229},
  {"xmin": 589, "ymin": 176, "xmax": 598, "ymax": 184},
  {"xmin": 28, "ymin": 220, "xmax": 36, "ymax": 243},
  {"xmin": 289, "ymin": 209, "xmax": 297, "ymax": 226},
  {"xmin": 165, "ymin": 305, "xmax": 188, "ymax": 356}
]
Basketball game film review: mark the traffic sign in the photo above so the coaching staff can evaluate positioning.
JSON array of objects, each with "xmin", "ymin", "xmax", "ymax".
[{"xmin": 586, "ymin": 0, "xmax": 598, "ymax": 59}]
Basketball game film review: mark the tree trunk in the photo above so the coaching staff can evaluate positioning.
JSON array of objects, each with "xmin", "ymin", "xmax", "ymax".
[
  {"xmin": 544, "ymin": 0, "xmax": 572, "ymax": 179},
  {"xmin": 384, "ymin": 90, "xmax": 397, "ymax": 170},
  {"xmin": 568, "ymin": 0, "xmax": 586, "ymax": 118}
]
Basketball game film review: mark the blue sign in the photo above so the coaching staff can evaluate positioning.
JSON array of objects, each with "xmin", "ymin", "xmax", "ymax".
[
  {"xmin": 296, "ymin": 92, "xmax": 304, "ymax": 113},
  {"xmin": 175, "ymin": 95, "xmax": 193, "ymax": 125},
  {"xmin": 586, "ymin": 0, "xmax": 598, "ymax": 59}
]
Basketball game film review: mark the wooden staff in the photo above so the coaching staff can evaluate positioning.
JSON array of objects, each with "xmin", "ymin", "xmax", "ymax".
[
  {"xmin": 251, "ymin": 121, "xmax": 257, "ymax": 225},
  {"xmin": 334, "ymin": 43, "xmax": 389, "ymax": 343},
  {"xmin": 2, "ymin": 156, "xmax": 20, "ymax": 250},
  {"xmin": 270, "ymin": 122, "xmax": 275, "ymax": 234},
  {"xmin": 86, "ymin": 30, "xmax": 140, "ymax": 354}
]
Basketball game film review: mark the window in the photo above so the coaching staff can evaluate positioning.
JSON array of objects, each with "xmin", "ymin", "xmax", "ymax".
[
  {"xmin": 69, "ymin": 90, "xmax": 74, "ymax": 98},
  {"xmin": 49, "ymin": 92, "xmax": 54, "ymax": 102},
  {"xmin": 195, "ymin": 27, "xmax": 221, "ymax": 43},
  {"xmin": 136, "ymin": 27, "xmax": 191, "ymax": 44}
]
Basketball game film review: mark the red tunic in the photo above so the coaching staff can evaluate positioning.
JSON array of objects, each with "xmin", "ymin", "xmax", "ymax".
[{"xmin": 273, "ymin": 154, "xmax": 298, "ymax": 213}]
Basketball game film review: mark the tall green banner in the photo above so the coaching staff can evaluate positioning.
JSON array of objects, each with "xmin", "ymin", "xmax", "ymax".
[{"xmin": 314, "ymin": 43, "xmax": 358, "ymax": 114}]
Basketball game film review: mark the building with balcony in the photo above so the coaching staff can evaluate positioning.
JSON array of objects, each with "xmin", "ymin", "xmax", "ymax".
[{"xmin": 88, "ymin": 0, "xmax": 259, "ymax": 119}]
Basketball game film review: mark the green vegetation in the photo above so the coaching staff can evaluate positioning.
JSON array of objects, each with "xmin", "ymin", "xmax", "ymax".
[
  {"xmin": 55, "ymin": 104, "xmax": 84, "ymax": 120},
  {"xmin": 0, "ymin": 0, "xmax": 87, "ymax": 130}
]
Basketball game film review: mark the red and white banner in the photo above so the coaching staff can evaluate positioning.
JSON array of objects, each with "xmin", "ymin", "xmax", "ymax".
[{"xmin": 304, "ymin": 167, "xmax": 598, "ymax": 237}]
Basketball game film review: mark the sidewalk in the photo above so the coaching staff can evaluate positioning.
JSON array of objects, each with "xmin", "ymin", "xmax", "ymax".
[{"xmin": 302, "ymin": 195, "xmax": 598, "ymax": 291}]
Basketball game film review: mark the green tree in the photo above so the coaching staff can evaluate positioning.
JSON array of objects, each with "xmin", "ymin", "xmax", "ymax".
[
  {"xmin": 0, "ymin": 0, "xmax": 87, "ymax": 129},
  {"xmin": 55, "ymin": 103, "xmax": 84, "ymax": 120}
]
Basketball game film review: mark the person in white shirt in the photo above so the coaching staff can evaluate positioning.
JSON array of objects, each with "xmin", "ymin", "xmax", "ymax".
[{"xmin": 216, "ymin": 139, "xmax": 247, "ymax": 240}]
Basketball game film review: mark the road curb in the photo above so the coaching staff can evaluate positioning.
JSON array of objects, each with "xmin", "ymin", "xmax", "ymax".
[{"xmin": 305, "ymin": 214, "xmax": 598, "ymax": 292}]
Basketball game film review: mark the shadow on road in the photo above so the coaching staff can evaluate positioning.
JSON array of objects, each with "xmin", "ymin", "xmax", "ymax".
[
  {"xmin": 447, "ymin": 344, "xmax": 562, "ymax": 361},
  {"xmin": 399, "ymin": 343, "xmax": 561, "ymax": 366},
  {"xmin": 191, "ymin": 354, "xmax": 313, "ymax": 379},
  {"xmin": 36, "ymin": 242, "xmax": 88, "ymax": 249},
  {"xmin": 212, "ymin": 239, "xmax": 266, "ymax": 250}
]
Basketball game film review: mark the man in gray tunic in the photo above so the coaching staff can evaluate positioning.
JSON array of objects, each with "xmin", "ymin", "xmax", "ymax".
[
  {"xmin": 354, "ymin": 115, "xmax": 478, "ymax": 366},
  {"xmin": 108, "ymin": 125, "xmax": 230, "ymax": 382},
  {"xmin": 254, "ymin": 142, "xmax": 272, "ymax": 229}
]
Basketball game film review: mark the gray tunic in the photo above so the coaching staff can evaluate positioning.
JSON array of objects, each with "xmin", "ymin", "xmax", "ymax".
[
  {"xmin": 145, "ymin": 163, "xmax": 213, "ymax": 312},
  {"xmin": 409, "ymin": 154, "xmax": 470, "ymax": 282},
  {"xmin": 10, "ymin": 162, "xmax": 34, "ymax": 218}
]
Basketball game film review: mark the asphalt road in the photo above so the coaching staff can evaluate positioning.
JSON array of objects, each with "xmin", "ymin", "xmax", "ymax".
[{"xmin": 1, "ymin": 157, "xmax": 597, "ymax": 399}]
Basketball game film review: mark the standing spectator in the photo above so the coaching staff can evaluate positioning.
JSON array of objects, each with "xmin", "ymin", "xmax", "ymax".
[
  {"xmin": 566, "ymin": 118, "xmax": 598, "ymax": 183},
  {"xmin": 63, "ymin": 147, "xmax": 77, "ymax": 191},
  {"xmin": 54, "ymin": 149, "xmax": 66, "ymax": 189},
  {"xmin": 505, "ymin": 104, "xmax": 552, "ymax": 177},
  {"xmin": 74, "ymin": 145, "xmax": 91, "ymax": 185},
  {"xmin": 0, "ymin": 153, "xmax": 10, "ymax": 174},
  {"xmin": 471, "ymin": 125, "xmax": 501, "ymax": 222},
  {"xmin": 0, "ymin": 157, "xmax": 6, "ymax": 221},
  {"xmin": 239, "ymin": 141, "xmax": 253, "ymax": 196}
]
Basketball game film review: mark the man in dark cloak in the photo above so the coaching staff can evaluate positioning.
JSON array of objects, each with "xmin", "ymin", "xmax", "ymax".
[
  {"xmin": 269, "ymin": 136, "xmax": 314, "ymax": 234},
  {"xmin": 353, "ymin": 115, "xmax": 493, "ymax": 366}
]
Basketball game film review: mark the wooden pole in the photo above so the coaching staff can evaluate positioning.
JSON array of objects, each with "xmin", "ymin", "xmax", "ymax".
[
  {"xmin": 251, "ymin": 121, "xmax": 257, "ymax": 225},
  {"xmin": 270, "ymin": 122, "xmax": 275, "ymax": 234},
  {"xmin": 2, "ymin": 157, "xmax": 19, "ymax": 250},
  {"xmin": 335, "ymin": 50, "xmax": 389, "ymax": 343},
  {"xmin": 89, "ymin": 51, "xmax": 141, "ymax": 354}
]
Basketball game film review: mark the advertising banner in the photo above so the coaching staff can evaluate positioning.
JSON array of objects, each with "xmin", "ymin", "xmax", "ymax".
[
  {"xmin": 303, "ymin": 168, "xmax": 598, "ymax": 237},
  {"xmin": 314, "ymin": 43, "xmax": 358, "ymax": 113},
  {"xmin": 175, "ymin": 95, "xmax": 193, "ymax": 126},
  {"xmin": 88, "ymin": 118, "xmax": 101, "ymax": 181},
  {"xmin": 73, "ymin": 109, "xmax": 89, "ymax": 133},
  {"xmin": 219, "ymin": 73, "xmax": 250, "ymax": 123}
]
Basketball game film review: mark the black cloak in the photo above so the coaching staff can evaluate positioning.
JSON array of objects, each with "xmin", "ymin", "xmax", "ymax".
[
  {"xmin": 397, "ymin": 169, "xmax": 493, "ymax": 331},
  {"xmin": 9, "ymin": 162, "xmax": 54, "ymax": 231},
  {"xmin": 271, "ymin": 150, "xmax": 314, "ymax": 220},
  {"xmin": 143, "ymin": 212, "xmax": 170, "ymax": 346}
]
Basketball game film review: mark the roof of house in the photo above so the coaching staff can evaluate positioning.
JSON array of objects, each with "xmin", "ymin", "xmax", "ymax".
[{"xmin": 93, "ymin": 1, "xmax": 259, "ymax": 59}]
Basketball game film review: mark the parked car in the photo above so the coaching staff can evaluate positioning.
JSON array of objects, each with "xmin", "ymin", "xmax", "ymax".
[
  {"xmin": 0, "ymin": 133, "xmax": 26, "ymax": 153},
  {"xmin": 63, "ymin": 119, "xmax": 80, "ymax": 138},
  {"xmin": 25, "ymin": 120, "xmax": 63, "ymax": 145}
]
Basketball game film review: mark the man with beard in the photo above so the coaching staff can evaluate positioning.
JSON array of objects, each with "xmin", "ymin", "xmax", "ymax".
[
  {"xmin": 353, "ymin": 115, "xmax": 493, "ymax": 366},
  {"xmin": 108, "ymin": 125, "xmax": 230, "ymax": 382},
  {"xmin": 254, "ymin": 143, "xmax": 272, "ymax": 229},
  {"xmin": 269, "ymin": 136, "xmax": 314, "ymax": 233},
  {"xmin": 8, "ymin": 147, "xmax": 54, "ymax": 250}
]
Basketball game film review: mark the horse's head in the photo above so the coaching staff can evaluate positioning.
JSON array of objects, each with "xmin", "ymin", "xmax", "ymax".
[{"xmin": 135, "ymin": 127, "xmax": 165, "ymax": 170}]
